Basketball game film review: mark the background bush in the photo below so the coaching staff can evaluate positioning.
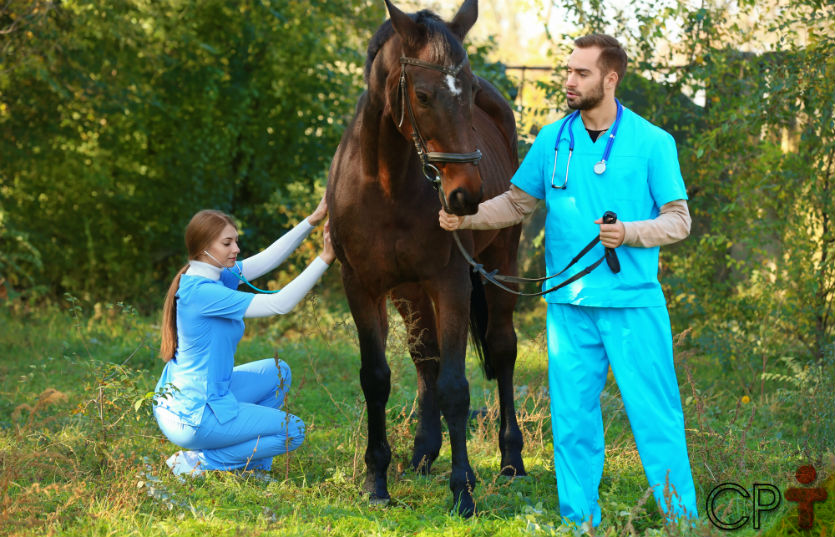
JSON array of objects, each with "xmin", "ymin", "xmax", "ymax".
[
  {"xmin": 1, "ymin": 0, "xmax": 383, "ymax": 306},
  {"xmin": 530, "ymin": 0, "xmax": 834, "ymax": 374}
]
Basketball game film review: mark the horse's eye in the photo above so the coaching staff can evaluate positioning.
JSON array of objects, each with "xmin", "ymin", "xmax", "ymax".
[{"xmin": 415, "ymin": 91, "xmax": 431, "ymax": 105}]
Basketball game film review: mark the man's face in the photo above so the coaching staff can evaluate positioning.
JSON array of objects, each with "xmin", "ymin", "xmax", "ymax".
[{"xmin": 565, "ymin": 46, "xmax": 606, "ymax": 110}]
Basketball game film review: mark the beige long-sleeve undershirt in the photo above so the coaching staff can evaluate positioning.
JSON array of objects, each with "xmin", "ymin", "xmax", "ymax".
[{"xmin": 459, "ymin": 185, "xmax": 691, "ymax": 247}]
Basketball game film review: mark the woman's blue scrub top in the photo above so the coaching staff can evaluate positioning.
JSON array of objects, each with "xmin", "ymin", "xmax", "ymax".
[
  {"xmin": 511, "ymin": 106, "xmax": 687, "ymax": 307},
  {"xmin": 154, "ymin": 262, "xmax": 255, "ymax": 426}
]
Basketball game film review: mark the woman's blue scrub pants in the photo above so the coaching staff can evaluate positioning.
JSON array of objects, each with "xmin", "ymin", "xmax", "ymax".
[
  {"xmin": 546, "ymin": 304, "xmax": 699, "ymax": 526},
  {"xmin": 154, "ymin": 358, "xmax": 304, "ymax": 473}
]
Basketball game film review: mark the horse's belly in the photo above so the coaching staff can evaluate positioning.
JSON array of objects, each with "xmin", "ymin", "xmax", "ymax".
[
  {"xmin": 337, "ymin": 222, "xmax": 452, "ymax": 292},
  {"xmin": 393, "ymin": 236, "xmax": 451, "ymax": 281}
]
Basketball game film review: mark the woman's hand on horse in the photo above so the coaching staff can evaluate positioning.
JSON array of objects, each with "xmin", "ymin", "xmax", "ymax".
[
  {"xmin": 308, "ymin": 194, "xmax": 328, "ymax": 226},
  {"xmin": 595, "ymin": 217, "xmax": 625, "ymax": 248},
  {"xmin": 438, "ymin": 209, "xmax": 464, "ymax": 231},
  {"xmin": 319, "ymin": 221, "xmax": 336, "ymax": 264}
]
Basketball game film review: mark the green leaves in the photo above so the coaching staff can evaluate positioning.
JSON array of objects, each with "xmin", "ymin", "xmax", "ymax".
[
  {"xmin": 1, "ymin": 0, "xmax": 382, "ymax": 307},
  {"xmin": 548, "ymin": 0, "xmax": 835, "ymax": 368}
]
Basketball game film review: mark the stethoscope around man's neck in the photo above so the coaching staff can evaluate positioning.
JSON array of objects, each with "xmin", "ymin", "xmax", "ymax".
[{"xmin": 550, "ymin": 98, "xmax": 624, "ymax": 189}]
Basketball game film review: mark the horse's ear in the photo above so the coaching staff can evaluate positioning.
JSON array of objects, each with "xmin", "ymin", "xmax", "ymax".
[
  {"xmin": 384, "ymin": 0, "xmax": 424, "ymax": 50},
  {"xmin": 449, "ymin": 0, "xmax": 478, "ymax": 40}
]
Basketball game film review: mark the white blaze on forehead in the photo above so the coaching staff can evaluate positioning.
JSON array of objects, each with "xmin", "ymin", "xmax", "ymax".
[{"xmin": 445, "ymin": 74, "xmax": 462, "ymax": 96}]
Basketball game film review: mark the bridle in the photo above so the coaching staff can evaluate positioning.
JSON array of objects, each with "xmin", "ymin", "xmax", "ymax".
[
  {"xmin": 397, "ymin": 56, "xmax": 482, "ymax": 187},
  {"xmin": 397, "ymin": 56, "xmax": 620, "ymax": 298}
]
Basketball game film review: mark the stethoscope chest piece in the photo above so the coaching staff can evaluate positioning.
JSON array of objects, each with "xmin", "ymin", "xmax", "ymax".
[{"xmin": 593, "ymin": 161, "xmax": 607, "ymax": 175}]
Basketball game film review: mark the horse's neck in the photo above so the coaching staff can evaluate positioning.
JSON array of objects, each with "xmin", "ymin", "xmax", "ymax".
[{"xmin": 358, "ymin": 98, "xmax": 425, "ymax": 200}]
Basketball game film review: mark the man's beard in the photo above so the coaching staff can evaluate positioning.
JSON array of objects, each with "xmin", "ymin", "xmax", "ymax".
[{"xmin": 567, "ymin": 79, "xmax": 605, "ymax": 110}]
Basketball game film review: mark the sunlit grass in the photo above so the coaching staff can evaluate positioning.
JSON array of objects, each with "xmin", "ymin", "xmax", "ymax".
[{"xmin": 1, "ymin": 296, "xmax": 832, "ymax": 536}]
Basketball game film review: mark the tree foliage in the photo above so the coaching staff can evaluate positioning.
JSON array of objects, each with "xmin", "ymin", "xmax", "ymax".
[
  {"xmin": 1, "ymin": 0, "xmax": 383, "ymax": 305},
  {"xmin": 1, "ymin": 0, "xmax": 515, "ymax": 309},
  {"xmin": 547, "ymin": 0, "xmax": 834, "ymax": 369}
]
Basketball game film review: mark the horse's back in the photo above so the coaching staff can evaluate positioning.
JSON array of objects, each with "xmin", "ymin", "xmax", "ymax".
[{"xmin": 473, "ymin": 78, "xmax": 518, "ymax": 200}]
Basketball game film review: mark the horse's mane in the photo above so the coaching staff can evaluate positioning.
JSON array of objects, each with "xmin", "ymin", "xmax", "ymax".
[{"xmin": 364, "ymin": 9, "xmax": 466, "ymax": 83}]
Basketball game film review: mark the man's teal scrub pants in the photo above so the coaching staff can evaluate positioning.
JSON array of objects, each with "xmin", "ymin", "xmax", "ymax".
[{"xmin": 546, "ymin": 303, "xmax": 699, "ymax": 526}]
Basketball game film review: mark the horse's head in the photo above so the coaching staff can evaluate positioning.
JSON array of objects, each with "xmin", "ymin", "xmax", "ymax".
[{"xmin": 377, "ymin": 0, "xmax": 484, "ymax": 215}]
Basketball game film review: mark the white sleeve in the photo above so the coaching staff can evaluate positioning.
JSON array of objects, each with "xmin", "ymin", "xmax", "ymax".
[
  {"xmin": 244, "ymin": 257, "xmax": 330, "ymax": 318},
  {"xmin": 240, "ymin": 219, "xmax": 315, "ymax": 281}
]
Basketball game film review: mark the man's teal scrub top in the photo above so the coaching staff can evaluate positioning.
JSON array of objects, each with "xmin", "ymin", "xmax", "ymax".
[{"xmin": 511, "ymin": 106, "xmax": 687, "ymax": 307}]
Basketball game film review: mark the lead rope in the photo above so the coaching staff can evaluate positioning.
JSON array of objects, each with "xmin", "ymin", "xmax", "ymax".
[{"xmin": 435, "ymin": 182, "xmax": 620, "ymax": 298}]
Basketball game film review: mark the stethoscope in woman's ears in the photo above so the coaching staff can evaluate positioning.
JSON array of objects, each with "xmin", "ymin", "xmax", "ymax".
[
  {"xmin": 202, "ymin": 250, "xmax": 280, "ymax": 294},
  {"xmin": 550, "ymin": 99, "xmax": 624, "ymax": 190}
]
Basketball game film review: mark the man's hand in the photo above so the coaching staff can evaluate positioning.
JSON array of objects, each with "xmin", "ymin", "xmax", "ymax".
[
  {"xmin": 439, "ymin": 209, "xmax": 464, "ymax": 231},
  {"xmin": 595, "ymin": 217, "xmax": 625, "ymax": 248}
]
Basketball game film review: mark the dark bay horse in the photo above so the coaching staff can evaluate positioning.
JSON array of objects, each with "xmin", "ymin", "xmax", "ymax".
[{"xmin": 327, "ymin": 0, "xmax": 525, "ymax": 516}]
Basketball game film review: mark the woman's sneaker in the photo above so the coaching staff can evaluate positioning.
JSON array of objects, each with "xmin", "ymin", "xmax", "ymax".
[{"xmin": 165, "ymin": 450, "xmax": 204, "ymax": 477}]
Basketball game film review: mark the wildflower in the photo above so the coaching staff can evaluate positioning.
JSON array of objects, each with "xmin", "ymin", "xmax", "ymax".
[{"xmin": 741, "ymin": 395, "xmax": 750, "ymax": 404}]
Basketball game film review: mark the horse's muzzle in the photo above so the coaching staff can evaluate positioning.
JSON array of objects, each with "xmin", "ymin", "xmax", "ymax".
[{"xmin": 446, "ymin": 186, "xmax": 482, "ymax": 216}]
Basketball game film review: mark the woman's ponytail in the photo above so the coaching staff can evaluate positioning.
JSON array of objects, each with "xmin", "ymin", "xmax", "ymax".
[{"xmin": 159, "ymin": 264, "xmax": 189, "ymax": 362}]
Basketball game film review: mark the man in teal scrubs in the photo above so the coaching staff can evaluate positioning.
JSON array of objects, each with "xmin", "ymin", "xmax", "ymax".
[{"xmin": 439, "ymin": 34, "xmax": 698, "ymax": 527}]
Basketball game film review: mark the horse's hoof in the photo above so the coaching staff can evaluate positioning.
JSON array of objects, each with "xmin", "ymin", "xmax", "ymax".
[
  {"xmin": 451, "ymin": 494, "xmax": 477, "ymax": 518},
  {"xmin": 499, "ymin": 466, "xmax": 528, "ymax": 478},
  {"xmin": 367, "ymin": 493, "xmax": 391, "ymax": 507},
  {"xmin": 410, "ymin": 452, "xmax": 437, "ymax": 476},
  {"xmin": 452, "ymin": 491, "xmax": 476, "ymax": 518},
  {"xmin": 410, "ymin": 461, "xmax": 433, "ymax": 476}
]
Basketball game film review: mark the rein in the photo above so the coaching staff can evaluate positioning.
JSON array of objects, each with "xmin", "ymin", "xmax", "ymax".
[
  {"xmin": 434, "ymin": 179, "xmax": 620, "ymax": 298},
  {"xmin": 398, "ymin": 56, "xmax": 482, "ymax": 183},
  {"xmin": 445, "ymin": 184, "xmax": 621, "ymax": 297}
]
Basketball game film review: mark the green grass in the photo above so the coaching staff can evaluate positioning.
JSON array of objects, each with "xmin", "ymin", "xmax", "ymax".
[{"xmin": 0, "ymin": 295, "xmax": 832, "ymax": 536}]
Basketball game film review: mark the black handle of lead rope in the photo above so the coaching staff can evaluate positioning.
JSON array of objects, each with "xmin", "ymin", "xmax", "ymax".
[{"xmin": 601, "ymin": 211, "xmax": 622, "ymax": 274}]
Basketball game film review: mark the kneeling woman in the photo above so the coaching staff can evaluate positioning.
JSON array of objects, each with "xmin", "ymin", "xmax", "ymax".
[{"xmin": 154, "ymin": 200, "xmax": 333, "ymax": 476}]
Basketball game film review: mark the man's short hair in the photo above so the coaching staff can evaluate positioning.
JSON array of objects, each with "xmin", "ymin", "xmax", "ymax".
[{"xmin": 574, "ymin": 34, "xmax": 627, "ymax": 87}]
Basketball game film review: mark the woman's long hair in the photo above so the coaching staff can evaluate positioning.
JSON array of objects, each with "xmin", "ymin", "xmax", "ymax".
[{"xmin": 160, "ymin": 210, "xmax": 236, "ymax": 362}]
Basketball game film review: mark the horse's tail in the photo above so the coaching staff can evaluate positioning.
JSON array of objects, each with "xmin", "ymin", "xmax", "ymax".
[{"xmin": 468, "ymin": 270, "xmax": 494, "ymax": 380}]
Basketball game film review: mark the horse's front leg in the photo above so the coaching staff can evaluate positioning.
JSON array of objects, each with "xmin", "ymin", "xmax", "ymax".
[
  {"xmin": 392, "ymin": 284, "xmax": 442, "ymax": 475},
  {"xmin": 342, "ymin": 267, "xmax": 391, "ymax": 504},
  {"xmin": 428, "ymin": 276, "xmax": 477, "ymax": 517}
]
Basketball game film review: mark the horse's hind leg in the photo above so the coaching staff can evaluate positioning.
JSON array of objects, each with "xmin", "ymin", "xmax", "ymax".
[
  {"xmin": 485, "ymin": 283, "xmax": 527, "ymax": 476},
  {"xmin": 342, "ymin": 267, "xmax": 392, "ymax": 504},
  {"xmin": 480, "ymin": 243, "xmax": 527, "ymax": 477},
  {"xmin": 392, "ymin": 284, "xmax": 442, "ymax": 475}
]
